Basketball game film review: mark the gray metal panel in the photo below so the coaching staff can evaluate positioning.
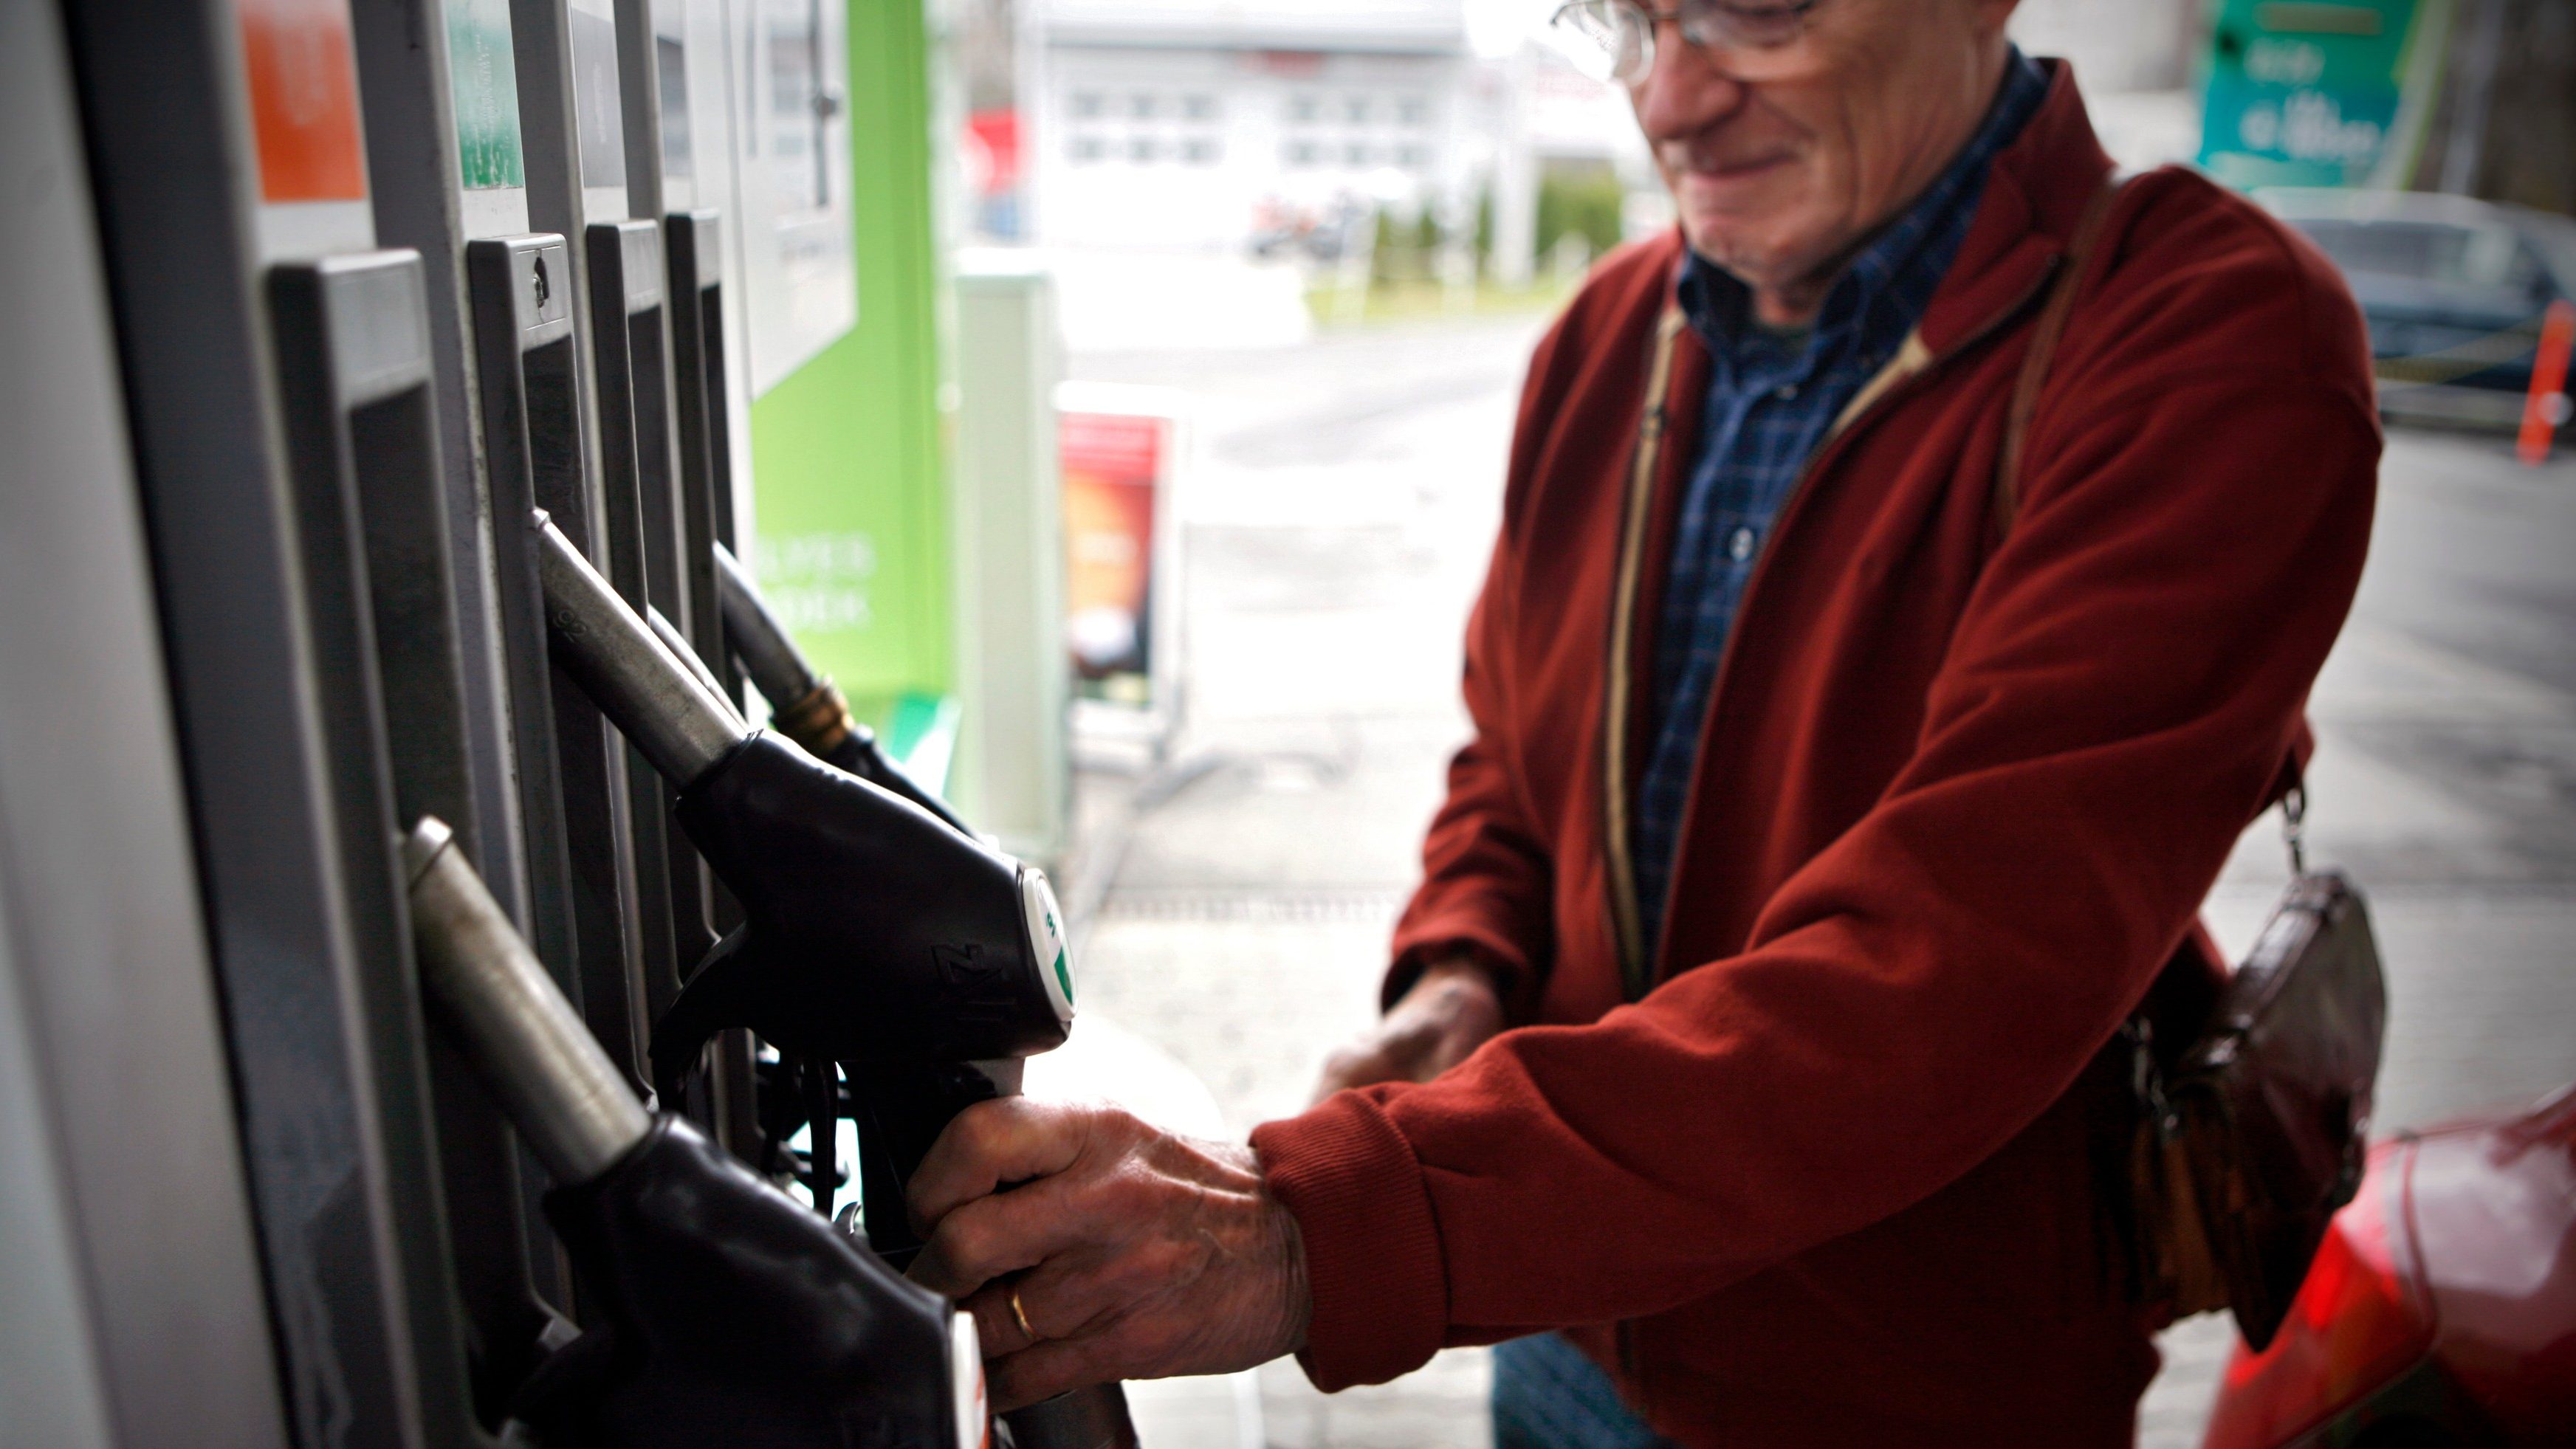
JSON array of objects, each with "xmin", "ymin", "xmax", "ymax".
[
  {"xmin": 53, "ymin": 3, "xmax": 456, "ymax": 1443},
  {"xmin": 616, "ymin": 0, "xmax": 670, "ymax": 221},
  {"xmin": 584, "ymin": 218, "xmax": 698, "ymax": 1051},
  {"xmin": 512, "ymin": 0, "xmax": 656, "ymax": 1081},
  {"xmin": 349, "ymin": 0, "xmax": 537, "ymax": 940},
  {"xmin": 0, "ymin": 4, "xmax": 286, "ymax": 1444},
  {"xmin": 465, "ymin": 237, "xmax": 591, "ymax": 1028},
  {"xmin": 266, "ymin": 251, "xmax": 509, "ymax": 1448},
  {"xmin": 664, "ymin": 209, "xmax": 733, "ymax": 671},
  {"xmin": 0, "ymin": 903, "xmax": 114, "ymax": 1449},
  {"xmin": 465, "ymin": 235, "xmax": 631, "ymax": 1314}
]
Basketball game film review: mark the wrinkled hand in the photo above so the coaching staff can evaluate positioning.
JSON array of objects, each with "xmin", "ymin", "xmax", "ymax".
[
  {"xmin": 904, "ymin": 1098, "xmax": 1310, "ymax": 1410},
  {"xmin": 1310, "ymin": 956, "xmax": 1505, "ymax": 1104}
]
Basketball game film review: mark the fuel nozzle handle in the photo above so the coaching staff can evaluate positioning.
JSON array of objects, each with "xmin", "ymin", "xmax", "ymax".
[
  {"xmin": 404, "ymin": 816, "xmax": 650, "ymax": 1184},
  {"xmin": 534, "ymin": 510, "xmax": 749, "ymax": 788},
  {"xmin": 712, "ymin": 541, "xmax": 973, "ymax": 836}
]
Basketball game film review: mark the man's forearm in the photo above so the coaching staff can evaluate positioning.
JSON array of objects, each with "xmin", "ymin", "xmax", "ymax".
[{"xmin": 1311, "ymin": 954, "xmax": 1507, "ymax": 1104}]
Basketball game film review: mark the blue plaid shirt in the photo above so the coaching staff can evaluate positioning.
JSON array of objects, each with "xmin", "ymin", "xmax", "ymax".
[{"xmin": 1630, "ymin": 50, "xmax": 2048, "ymax": 965}]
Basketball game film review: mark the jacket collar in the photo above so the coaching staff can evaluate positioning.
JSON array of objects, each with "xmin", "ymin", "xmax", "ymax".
[{"xmin": 1916, "ymin": 59, "xmax": 2117, "ymax": 355}]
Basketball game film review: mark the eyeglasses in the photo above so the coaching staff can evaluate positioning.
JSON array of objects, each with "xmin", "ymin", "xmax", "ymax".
[{"xmin": 1548, "ymin": 0, "xmax": 1822, "ymax": 86}]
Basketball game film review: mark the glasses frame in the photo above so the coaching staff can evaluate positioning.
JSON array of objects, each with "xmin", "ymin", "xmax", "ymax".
[{"xmin": 1548, "ymin": 0, "xmax": 1824, "ymax": 85}]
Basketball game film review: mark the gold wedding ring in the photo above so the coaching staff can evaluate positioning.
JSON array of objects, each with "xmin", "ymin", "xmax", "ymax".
[{"xmin": 1008, "ymin": 1287, "xmax": 1037, "ymax": 1342}]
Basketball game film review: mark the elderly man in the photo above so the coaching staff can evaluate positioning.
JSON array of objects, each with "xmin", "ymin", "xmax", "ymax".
[{"xmin": 905, "ymin": 0, "xmax": 2379, "ymax": 1442}]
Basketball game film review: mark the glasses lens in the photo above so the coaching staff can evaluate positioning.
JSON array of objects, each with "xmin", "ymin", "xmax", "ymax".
[
  {"xmin": 1550, "ymin": 1, "xmax": 1655, "ymax": 84},
  {"xmin": 1686, "ymin": 0, "xmax": 1810, "ymax": 49}
]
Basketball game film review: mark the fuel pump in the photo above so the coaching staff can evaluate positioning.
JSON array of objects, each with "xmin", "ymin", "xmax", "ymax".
[
  {"xmin": 712, "ymin": 539, "xmax": 973, "ymax": 836},
  {"xmin": 404, "ymin": 815, "xmax": 983, "ymax": 1448},
  {"xmin": 535, "ymin": 510, "xmax": 1138, "ymax": 1448}
]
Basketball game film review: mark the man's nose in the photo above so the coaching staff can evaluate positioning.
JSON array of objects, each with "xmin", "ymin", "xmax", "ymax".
[{"xmin": 1630, "ymin": 26, "xmax": 1749, "ymax": 143}]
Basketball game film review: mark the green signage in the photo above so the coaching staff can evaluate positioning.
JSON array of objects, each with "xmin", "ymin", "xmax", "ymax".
[
  {"xmin": 2198, "ymin": 0, "xmax": 2452, "ymax": 190},
  {"xmin": 749, "ymin": 0, "xmax": 951, "ymax": 715},
  {"xmin": 444, "ymin": 0, "xmax": 525, "ymax": 190}
]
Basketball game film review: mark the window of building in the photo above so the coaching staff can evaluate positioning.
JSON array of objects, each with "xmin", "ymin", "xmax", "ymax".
[
  {"xmin": 1071, "ymin": 92, "xmax": 1105, "ymax": 119},
  {"xmin": 1127, "ymin": 136, "xmax": 1158, "ymax": 162},
  {"xmin": 1129, "ymin": 92, "xmax": 1157, "ymax": 119},
  {"xmin": 1182, "ymin": 94, "xmax": 1218, "ymax": 121},
  {"xmin": 1069, "ymin": 134, "xmax": 1106, "ymax": 162},
  {"xmin": 1288, "ymin": 92, "xmax": 1319, "ymax": 123},
  {"xmin": 1397, "ymin": 143, "xmax": 1432, "ymax": 170},
  {"xmin": 1343, "ymin": 141, "xmax": 1372, "ymax": 167},
  {"xmin": 1396, "ymin": 95, "xmax": 1430, "ymax": 127},
  {"xmin": 1342, "ymin": 94, "xmax": 1371, "ymax": 124},
  {"xmin": 1183, "ymin": 137, "xmax": 1220, "ymax": 165},
  {"xmin": 1284, "ymin": 140, "xmax": 1321, "ymax": 167}
]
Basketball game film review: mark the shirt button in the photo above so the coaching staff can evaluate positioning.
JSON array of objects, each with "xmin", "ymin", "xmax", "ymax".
[{"xmin": 1728, "ymin": 526, "xmax": 1756, "ymax": 562}]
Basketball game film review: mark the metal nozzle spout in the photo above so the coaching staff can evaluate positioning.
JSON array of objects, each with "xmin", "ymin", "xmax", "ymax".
[
  {"xmin": 712, "ymin": 540, "xmax": 820, "ymax": 708},
  {"xmin": 403, "ymin": 817, "xmax": 651, "ymax": 1185},
  {"xmin": 714, "ymin": 540, "xmax": 862, "ymax": 762},
  {"xmin": 535, "ymin": 511, "xmax": 750, "ymax": 787}
]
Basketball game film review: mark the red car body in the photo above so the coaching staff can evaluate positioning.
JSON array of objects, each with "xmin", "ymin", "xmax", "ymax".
[{"xmin": 2203, "ymin": 1086, "xmax": 2576, "ymax": 1446}]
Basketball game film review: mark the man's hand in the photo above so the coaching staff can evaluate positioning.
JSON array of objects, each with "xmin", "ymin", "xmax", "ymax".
[
  {"xmin": 904, "ymin": 1098, "xmax": 1310, "ymax": 1411},
  {"xmin": 1309, "ymin": 955, "xmax": 1505, "ymax": 1104}
]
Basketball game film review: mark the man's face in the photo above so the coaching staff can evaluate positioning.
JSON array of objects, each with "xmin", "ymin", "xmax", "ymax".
[{"xmin": 1632, "ymin": 0, "xmax": 2017, "ymax": 302}]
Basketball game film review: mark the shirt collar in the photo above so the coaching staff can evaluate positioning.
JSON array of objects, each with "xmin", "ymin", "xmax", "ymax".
[{"xmin": 1676, "ymin": 47, "xmax": 2050, "ymax": 376}]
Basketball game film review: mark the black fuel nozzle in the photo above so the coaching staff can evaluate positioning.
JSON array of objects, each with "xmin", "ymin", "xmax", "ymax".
[
  {"xmin": 533, "ymin": 509, "xmax": 1073, "ymax": 1098},
  {"xmin": 402, "ymin": 818, "xmax": 989, "ymax": 1449},
  {"xmin": 714, "ymin": 537, "xmax": 975, "ymax": 836},
  {"xmin": 650, "ymin": 729, "xmax": 1077, "ymax": 1088}
]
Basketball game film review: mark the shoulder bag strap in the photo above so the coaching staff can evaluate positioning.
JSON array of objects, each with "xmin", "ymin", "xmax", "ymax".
[{"xmin": 1994, "ymin": 173, "xmax": 2128, "ymax": 535}]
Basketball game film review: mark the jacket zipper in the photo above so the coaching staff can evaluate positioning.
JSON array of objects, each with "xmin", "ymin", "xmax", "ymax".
[
  {"xmin": 1602, "ymin": 309, "xmax": 1689, "ymax": 1000},
  {"xmin": 1620, "ymin": 262, "xmax": 2064, "ymax": 997}
]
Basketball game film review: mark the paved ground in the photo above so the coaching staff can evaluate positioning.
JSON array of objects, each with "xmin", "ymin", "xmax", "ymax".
[{"xmin": 1048, "ymin": 312, "xmax": 2576, "ymax": 1447}]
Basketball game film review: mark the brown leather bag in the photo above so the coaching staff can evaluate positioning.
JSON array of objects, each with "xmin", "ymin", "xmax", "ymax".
[
  {"xmin": 2130, "ymin": 855, "xmax": 2387, "ymax": 1349},
  {"xmin": 2006, "ymin": 179, "xmax": 2389, "ymax": 1352}
]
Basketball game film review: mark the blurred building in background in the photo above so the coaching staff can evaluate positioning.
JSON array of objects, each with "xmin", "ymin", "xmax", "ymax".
[
  {"xmin": 1015, "ymin": 0, "xmax": 1653, "ymax": 270},
  {"xmin": 1026, "ymin": 0, "xmax": 1474, "ymax": 252}
]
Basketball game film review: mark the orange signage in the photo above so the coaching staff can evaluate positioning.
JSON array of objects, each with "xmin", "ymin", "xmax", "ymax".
[{"xmin": 236, "ymin": 0, "xmax": 369, "ymax": 202}]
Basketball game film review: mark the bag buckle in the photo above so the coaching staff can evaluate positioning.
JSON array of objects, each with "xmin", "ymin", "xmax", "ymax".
[{"xmin": 2282, "ymin": 782, "xmax": 2308, "ymax": 876}]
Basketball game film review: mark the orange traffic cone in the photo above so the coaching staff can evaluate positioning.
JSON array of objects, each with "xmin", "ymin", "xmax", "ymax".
[{"xmin": 2518, "ymin": 299, "xmax": 2575, "ymax": 466}]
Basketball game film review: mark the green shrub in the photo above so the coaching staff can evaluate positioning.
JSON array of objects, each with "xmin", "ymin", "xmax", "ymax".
[{"xmin": 1536, "ymin": 162, "xmax": 1625, "ymax": 263}]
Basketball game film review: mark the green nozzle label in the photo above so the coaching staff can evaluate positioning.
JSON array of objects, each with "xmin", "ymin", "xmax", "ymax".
[{"xmin": 1020, "ymin": 870, "xmax": 1076, "ymax": 1024}]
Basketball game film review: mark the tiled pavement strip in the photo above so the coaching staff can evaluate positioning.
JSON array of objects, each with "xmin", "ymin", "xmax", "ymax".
[{"xmin": 1037, "ymin": 313, "xmax": 2576, "ymax": 1447}]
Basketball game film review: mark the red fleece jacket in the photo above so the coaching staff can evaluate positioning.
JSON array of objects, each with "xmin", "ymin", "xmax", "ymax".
[{"xmin": 1248, "ymin": 66, "xmax": 2379, "ymax": 1446}]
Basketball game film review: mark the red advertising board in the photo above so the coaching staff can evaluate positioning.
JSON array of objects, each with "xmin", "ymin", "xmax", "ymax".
[{"xmin": 1060, "ymin": 407, "xmax": 1164, "ymax": 706}]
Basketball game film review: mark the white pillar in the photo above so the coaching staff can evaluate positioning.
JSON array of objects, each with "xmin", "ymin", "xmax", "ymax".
[
  {"xmin": 1491, "ymin": 41, "xmax": 1539, "ymax": 291},
  {"xmin": 949, "ymin": 252, "xmax": 1070, "ymax": 865}
]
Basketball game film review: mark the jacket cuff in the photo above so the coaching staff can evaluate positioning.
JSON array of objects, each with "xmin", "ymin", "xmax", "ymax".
[
  {"xmin": 1386, "ymin": 910, "xmax": 1541, "ymax": 1021},
  {"xmin": 1250, "ymin": 1091, "xmax": 1448, "ymax": 1391}
]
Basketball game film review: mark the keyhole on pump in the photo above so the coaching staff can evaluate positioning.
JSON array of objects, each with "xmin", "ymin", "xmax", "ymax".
[{"xmin": 532, "ymin": 254, "xmax": 552, "ymax": 311}]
